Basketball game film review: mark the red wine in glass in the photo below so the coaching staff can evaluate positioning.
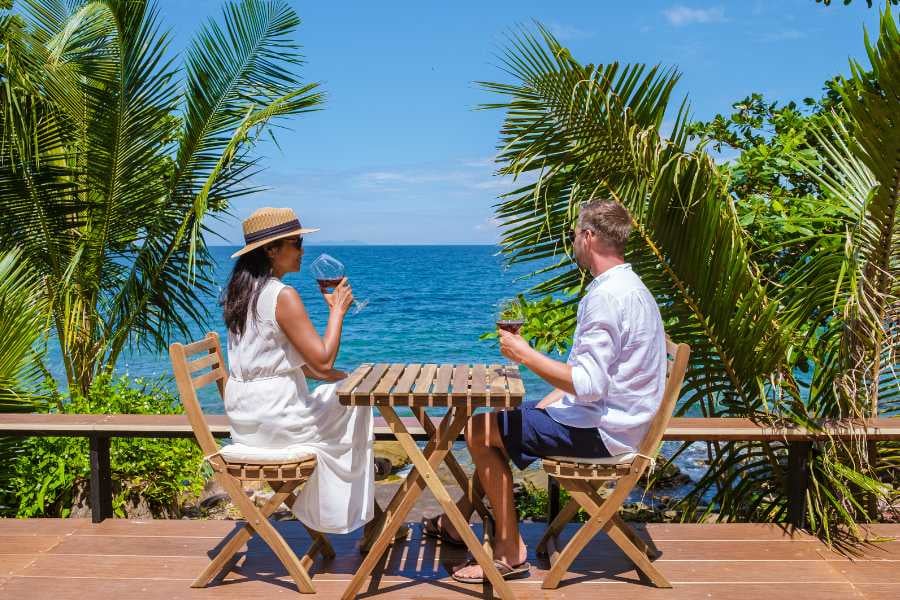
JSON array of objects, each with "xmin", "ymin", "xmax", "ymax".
[
  {"xmin": 316, "ymin": 277, "xmax": 344, "ymax": 293},
  {"xmin": 496, "ymin": 319, "xmax": 525, "ymax": 334},
  {"xmin": 310, "ymin": 253, "xmax": 369, "ymax": 314}
]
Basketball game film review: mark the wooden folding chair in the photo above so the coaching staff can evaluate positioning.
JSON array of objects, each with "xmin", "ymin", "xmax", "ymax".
[
  {"xmin": 536, "ymin": 337, "xmax": 691, "ymax": 590},
  {"xmin": 169, "ymin": 332, "xmax": 334, "ymax": 593}
]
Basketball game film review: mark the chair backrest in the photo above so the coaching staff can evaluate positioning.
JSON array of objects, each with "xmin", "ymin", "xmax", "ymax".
[
  {"xmin": 169, "ymin": 332, "xmax": 228, "ymax": 458},
  {"xmin": 636, "ymin": 337, "xmax": 691, "ymax": 459}
]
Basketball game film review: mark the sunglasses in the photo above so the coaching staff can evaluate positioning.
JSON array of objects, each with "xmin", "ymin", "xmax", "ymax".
[{"xmin": 567, "ymin": 228, "xmax": 592, "ymax": 244}]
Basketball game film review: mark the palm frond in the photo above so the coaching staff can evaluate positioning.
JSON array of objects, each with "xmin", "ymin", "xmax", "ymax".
[{"xmin": 481, "ymin": 24, "xmax": 801, "ymax": 418}]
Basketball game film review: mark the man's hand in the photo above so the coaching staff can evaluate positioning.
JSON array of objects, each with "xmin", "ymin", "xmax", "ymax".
[
  {"xmin": 535, "ymin": 388, "xmax": 565, "ymax": 409},
  {"xmin": 498, "ymin": 329, "xmax": 532, "ymax": 364},
  {"xmin": 499, "ymin": 329, "xmax": 577, "ymax": 395}
]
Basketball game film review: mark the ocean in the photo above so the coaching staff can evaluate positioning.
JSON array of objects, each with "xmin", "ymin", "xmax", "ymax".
[
  {"xmin": 49, "ymin": 245, "xmax": 710, "ymax": 497},
  {"xmin": 108, "ymin": 245, "xmax": 559, "ymax": 408}
]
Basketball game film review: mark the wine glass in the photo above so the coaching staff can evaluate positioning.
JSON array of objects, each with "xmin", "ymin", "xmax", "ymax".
[
  {"xmin": 496, "ymin": 298, "xmax": 525, "ymax": 367},
  {"xmin": 309, "ymin": 253, "xmax": 368, "ymax": 314},
  {"xmin": 495, "ymin": 298, "xmax": 525, "ymax": 335}
]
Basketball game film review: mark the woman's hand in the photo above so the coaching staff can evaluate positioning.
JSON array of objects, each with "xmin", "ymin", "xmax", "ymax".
[{"xmin": 323, "ymin": 277, "xmax": 354, "ymax": 315}]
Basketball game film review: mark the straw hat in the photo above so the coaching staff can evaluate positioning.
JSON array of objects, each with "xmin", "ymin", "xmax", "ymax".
[{"xmin": 231, "ymin": 207, "xmax": 319, "ymax": 258}]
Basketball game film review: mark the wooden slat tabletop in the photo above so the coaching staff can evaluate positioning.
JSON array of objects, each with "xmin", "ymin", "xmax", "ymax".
[{"xmin": 338, "ymin": 363, "xmax": 524, "ymax": 408}]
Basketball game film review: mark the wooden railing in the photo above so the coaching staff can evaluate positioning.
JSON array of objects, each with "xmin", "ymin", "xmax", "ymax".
[{"xmin": 2, "ymin": 413, "xmax": 898, "ymax": 526}]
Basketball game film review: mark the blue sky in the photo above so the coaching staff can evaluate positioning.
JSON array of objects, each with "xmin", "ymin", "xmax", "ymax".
[{"xmin": 158, "ymin": 1, "xmax": 884, "ymax": 245}]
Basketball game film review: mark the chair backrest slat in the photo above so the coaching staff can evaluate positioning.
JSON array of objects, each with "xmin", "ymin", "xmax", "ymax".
[
  {"xmin": 637, "ymin": 337, "xmax": 691, "ymax": 458},
  {"xmin": 169, "ymin": 332, "xmax": 227, "ymax": 457},
  {"xmin": 188, "ymin": 353, "xmax": 220, "ymax": 373},
  {"xmin": 192, "ymin": 367, "xmax": 228, "ymax": 391}
]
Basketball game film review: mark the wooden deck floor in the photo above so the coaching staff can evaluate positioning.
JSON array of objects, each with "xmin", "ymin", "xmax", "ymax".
[{"xmin": 0, "ymin": 518, "xmax": 897, "ymax": 599}]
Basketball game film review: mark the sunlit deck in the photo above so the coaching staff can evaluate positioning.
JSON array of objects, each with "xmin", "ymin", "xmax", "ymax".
[{"xmin": 0, "ymin": 519, "xmax": 897, "ymax": 599}]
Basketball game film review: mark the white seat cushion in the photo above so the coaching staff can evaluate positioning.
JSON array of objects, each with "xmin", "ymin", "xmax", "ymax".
[
  {"xmin": 219, "ymin": 443, "xmax": 315, "ymax": 465},
  {"xmin": 545, "ymin": 452, "xmax": 636, "ymax": 465}
]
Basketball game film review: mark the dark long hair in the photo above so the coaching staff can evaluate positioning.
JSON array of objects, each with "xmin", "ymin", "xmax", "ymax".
[{"xmin": 221, "ymin": 244, "xmax": 278, "ymax": 336}]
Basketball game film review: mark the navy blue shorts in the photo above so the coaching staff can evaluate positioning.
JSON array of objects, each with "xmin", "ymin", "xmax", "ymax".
[{"xmin": 497, "ymin": 401, "xmax": 611, "ymax": 470}]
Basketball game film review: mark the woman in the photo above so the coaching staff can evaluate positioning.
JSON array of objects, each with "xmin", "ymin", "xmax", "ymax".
[{"xmin": 220, "ymin": 206, "xmax": 374, "ymax": 534}]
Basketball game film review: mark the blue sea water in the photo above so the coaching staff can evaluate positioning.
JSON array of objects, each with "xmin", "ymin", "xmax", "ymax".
[
  {"xmin": 107, "ymin": 245, "xmax": 558, "ymax": 410},
  {"xmin": 48, "ymin": 244, "xmax": 710, "ymax": 498}
]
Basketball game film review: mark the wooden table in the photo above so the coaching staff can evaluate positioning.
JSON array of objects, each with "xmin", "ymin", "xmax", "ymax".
[{"xmin": 337, "ymin": 363, "xmax": 525, "ymax": 600}]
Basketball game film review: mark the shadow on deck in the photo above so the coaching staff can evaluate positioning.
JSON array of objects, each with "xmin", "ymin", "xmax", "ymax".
[{"xmin": 0, "ymin": 518, "xmax": 897, "ymax": 599}]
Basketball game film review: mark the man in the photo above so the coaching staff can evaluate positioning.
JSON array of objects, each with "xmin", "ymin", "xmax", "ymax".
[{"xmin": 424, "ymin": 198, "xmax": 668, "ymax": 583}]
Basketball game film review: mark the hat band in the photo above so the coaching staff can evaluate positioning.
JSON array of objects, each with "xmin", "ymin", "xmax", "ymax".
[{"xmin": 244, "ymin": 219, "xmax": 302, "ymax": 244}]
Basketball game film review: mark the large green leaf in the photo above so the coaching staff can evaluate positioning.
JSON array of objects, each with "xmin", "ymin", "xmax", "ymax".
[{"xmin": 0, "ymin": 0, "xmax": 323, "ymax": 394}]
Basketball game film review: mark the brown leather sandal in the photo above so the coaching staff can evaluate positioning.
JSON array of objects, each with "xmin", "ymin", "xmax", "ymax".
[
  {"xmin": 450, "ymin": 557, "xmax": 531, "ymax": 583},
  {"xmin": 421, "ymin": 515, "xmax": 466, "ymax": 547}
]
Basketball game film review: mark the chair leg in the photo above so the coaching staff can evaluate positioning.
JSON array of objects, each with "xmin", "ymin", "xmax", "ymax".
[
  {"xmin": 605, "ymin": 517, "xmax": 672, "ymax": 587},
  {"xmin": 541, "ymin": 482, "xmax": 614, "ymax": 589},
  {"xmin": 582, "ymin": 483, "xmax": 664, "ymax": 564},
  {"xmin": 415, "ymin": 407, "xmax": 491, "ymax": 522},
  {"xmin": 191, "ymin": 475, "xmax": 300, "ymax": 587},
  {"xmin": 552, "ymin": 479, "xmax": 671, "ymax": 589},
  {"xmin": 227, "ymin": 479, "xmax": 316, "ymax": 593},
  {"xmin": 610, "ymin": 513, "xmax": 658, "ymax": 558},
  {"xmin": 194, "ymin": 475, "xmax": 317, "ymax": 593},
  {"xmin": 284, "ymin": 488, "xmax": 336, "ymax": 561},
  {"xmin": 536, "ymin": 497, "xmax": 580, "ymax": 557}
]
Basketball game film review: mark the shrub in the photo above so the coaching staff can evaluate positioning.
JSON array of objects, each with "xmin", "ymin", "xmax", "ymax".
[{"xmin": 2, "ymin": 375, "xmax": 206, "ymax": 518}]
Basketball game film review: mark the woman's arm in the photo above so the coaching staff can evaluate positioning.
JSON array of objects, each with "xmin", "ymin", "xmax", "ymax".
[
  {"xmin": 302, "ymin": 364, "xmax": 348, "ymax": 382},
  {"xmin": 276, "ymin": 278, "xmax": 353, "ymax": 373}
]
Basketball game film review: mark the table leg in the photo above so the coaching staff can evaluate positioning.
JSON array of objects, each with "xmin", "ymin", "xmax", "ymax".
[
  {"xmin": 341, "ymin": 407, "xmax": 469, "ymax": 600},
  {"xmin": 412, "ymin": 407, "xmax": 492, "ymax": 523},
  {"xmin": 386, "ymin": 408, "xmax": 516, "ymax": 600}
]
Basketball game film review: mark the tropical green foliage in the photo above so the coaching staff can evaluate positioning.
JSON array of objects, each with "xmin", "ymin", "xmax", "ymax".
[
  {"xmin": 0, "ymin": 0, "xmax": 322, "ymax": 395},
  {"xmin": 0, "ymin": 375, "xmax": 205, "ymax": 518},
  {"xmin": 816, "ymin": 0, "xmax": 898, "ymax": 7},
  {"xmin": 0, "ymin": 247, "xmax": 49, "ymax": 411},
  {"xmin": 0, "ymin": 247, "xmax": 51, "ymax": 504},
  {"xmin": 481, "ymin": 293, "xmax": 575, "ymax": 356},
  {"xmin": 481, "ymin": 8, "xmax": 898, "ymax": 542}
]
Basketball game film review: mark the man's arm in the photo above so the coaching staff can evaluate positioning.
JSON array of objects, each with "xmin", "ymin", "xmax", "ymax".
[
  {"xmin": 498, "ymin": 297, "xmax": 620, "ymax": 405},
  {"xmin": 498, "ymin": 330, "xmax": 576, "ymax": 394}
]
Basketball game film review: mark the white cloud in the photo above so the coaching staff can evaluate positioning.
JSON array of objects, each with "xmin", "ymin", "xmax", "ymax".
[
  {"xmin": 356, "ymin": 170, "xmax": 469, "ymax": 188},
  {"xmin": 547, "ymin": 22, "xmax": 593, "ymax": 41},
  {"xmin": 472, "ymin": 179, "xmax": 514, "ymax": 191},
  {"xmin": 663, "ymin": 5, "xmax": 727, "ymax": 26},
  {"xmin": 461, "ymin": 156, "xmax": 497, "ymax": 168}
]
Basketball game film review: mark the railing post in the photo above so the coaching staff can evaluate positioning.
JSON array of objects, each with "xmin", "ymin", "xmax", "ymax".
[
  {"xmin": 866, "ymin": 440, "xmax": 879, "ymax": 520},
  {"xmin": 89, "ymin": 435, "xmax": 113, "ymax": 523},
  {"xmin": 787, "ymin": 441, "xmax": 811, "ymax": 529},
  {"xmin": 548, "ymin": 475, "xmax": 560, "ymax": 523}
]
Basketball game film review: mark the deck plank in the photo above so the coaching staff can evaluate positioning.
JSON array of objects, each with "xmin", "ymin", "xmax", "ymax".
[
  {"xmin": 0, "ymin": 577, "xmax": 868, "ymax": 600},
  {"xmin": 0, "ymin": 520, "xmax": 897, "ymax": 600}
]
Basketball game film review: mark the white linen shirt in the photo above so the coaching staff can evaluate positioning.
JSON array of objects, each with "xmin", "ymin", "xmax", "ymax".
[{"xmin": 545, "ymin": 263, "xmax": 667, "ymax": 456}]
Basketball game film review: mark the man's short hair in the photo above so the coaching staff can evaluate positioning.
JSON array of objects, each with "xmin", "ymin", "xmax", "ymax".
[{"xmin": 577, "ymin": 198, "xmax": 632, "ymax": 256}]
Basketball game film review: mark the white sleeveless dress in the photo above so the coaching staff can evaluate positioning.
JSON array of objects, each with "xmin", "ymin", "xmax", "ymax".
[{"xmin": 223, "ymin": 277, "xmax": 374, "ymax": 534}]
